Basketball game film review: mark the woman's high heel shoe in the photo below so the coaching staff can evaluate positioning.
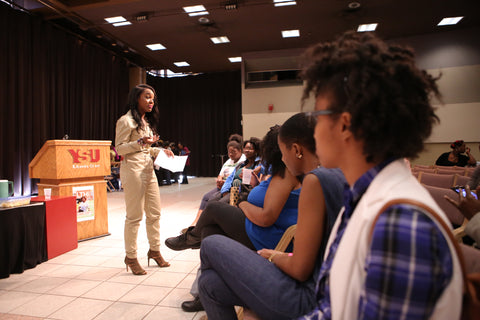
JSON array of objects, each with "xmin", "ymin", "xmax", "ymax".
[
  {"xmin": 124, "ymin": 256, "xmax": 147, "ymax": 275},
  {"xmin": 147, "ymin": 250, "xmax": 170, "ymax": 268}
]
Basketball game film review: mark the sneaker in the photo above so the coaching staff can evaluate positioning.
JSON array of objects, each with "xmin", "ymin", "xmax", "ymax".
[{"xmin": 165, "ymin": 227, "xmax": 201, "ymax": 250}]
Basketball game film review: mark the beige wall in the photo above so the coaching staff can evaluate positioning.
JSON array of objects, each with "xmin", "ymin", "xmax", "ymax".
[
  {"xmin": 241, "ymin": 64, "xmax": 479, "ymax": 166},
  {"xmin": 242, "ymin": 83, "xmax": 315, "ymax": 139}
]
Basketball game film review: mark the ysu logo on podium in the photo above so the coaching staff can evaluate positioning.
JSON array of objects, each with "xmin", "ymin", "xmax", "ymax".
[{"xmin": 68, "ymin": 149, "xmax": 101, "ymax": 168}]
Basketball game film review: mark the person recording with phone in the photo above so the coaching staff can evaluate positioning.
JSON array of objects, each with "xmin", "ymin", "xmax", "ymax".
[{"xmin": 445, "ymin": 184, "xmax": 480, "ymax": 245}]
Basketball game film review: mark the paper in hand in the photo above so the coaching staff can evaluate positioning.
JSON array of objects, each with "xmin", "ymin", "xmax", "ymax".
[
  {"xmin": 242, "ymin": 168, "xmax": 253, "ymax": 185},
  {"xmin": 154, "ymin": 151, "xmax": 188, "ymax": 172}
]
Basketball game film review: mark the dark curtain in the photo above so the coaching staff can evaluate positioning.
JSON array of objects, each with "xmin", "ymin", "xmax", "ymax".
[
  {"xmin": 0, "ymin": 3, "xmax": 242, "ymax": 196},
  {"xmin": 147, "ymin": 71, "xmax": 242, "ymax": 177},
  {"xmin": 0, "ymin": 3, "xmax": 130, "ymax": 195}
]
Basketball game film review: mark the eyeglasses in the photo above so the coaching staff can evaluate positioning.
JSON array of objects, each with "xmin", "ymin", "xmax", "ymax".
[{"xmin": 305, "ymin": 109, "xmax": 334, "ymax": 117}]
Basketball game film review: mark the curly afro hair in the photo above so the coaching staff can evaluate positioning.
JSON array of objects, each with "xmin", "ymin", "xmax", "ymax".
[{"xmin": 300, "ymin": 31, "xmax": 441, "ymax": 163}]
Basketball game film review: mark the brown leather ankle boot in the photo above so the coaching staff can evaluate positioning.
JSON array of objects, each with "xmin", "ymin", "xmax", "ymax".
[
  {"xmin": 124, "ymin": 256, "xmax": 147, "ymax": 275},
  {"xmin": 147, "ymin": 250, "xmax": 170, "ymax": 268}
]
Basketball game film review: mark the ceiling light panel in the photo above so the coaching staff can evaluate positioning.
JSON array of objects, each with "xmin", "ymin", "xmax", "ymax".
[
  {"xmin": 183, "ymin": 5, "xmax": 206, "ymax": 13},
  {"xmin": 210, "ymin": 36, "xmax": 230, "ymax": 44},
  {"xmin": 104, "ymin": 16, "xmax": 126, "ymax": 23},
  {"xmin": 146, "ymin": 43, "xmax": 166, "ymax": 51},
  {"xmin": 188, "ymin": 11, "xmax": 209, "ymax": 16},
  {"xmin": 174, "ymin": 61, "xmax": 190, "ymax": 67},
  {"xmin": 281, "ymin": 29, "xmax": 300, "ymax": 38},
  {"xmin": 229, "ymin": 57, "xmax": 242, "ymax": 63},
  {"xmin": 437, "ymin": 16, "xmax": 464, "ymax": 26},
  {"xmin": 274, "ymin": 1, "xmax": 296, "ymax": 7},
  {"xmin": 113, "ymin": 21, "xmax": 131, "ymax": 27},
  {"xmin": 357, "ymin": 23, "xmax": 378, "ymax": 32}
]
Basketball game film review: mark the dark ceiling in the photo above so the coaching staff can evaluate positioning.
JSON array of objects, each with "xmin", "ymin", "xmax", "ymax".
[{"xmin": 17, "ymin": 0, "xmax": 480, "ymax": 74}]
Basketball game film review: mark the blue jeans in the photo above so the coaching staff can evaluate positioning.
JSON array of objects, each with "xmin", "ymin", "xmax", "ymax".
[{"xmin": 198, "ymin": 235, "xmax": 317, "ymax": 320}]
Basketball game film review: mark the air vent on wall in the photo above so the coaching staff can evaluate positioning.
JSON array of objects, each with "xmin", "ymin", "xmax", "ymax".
[{"xmin": 245, "ymin": 69, "xmax": 301, "ymax": 88}]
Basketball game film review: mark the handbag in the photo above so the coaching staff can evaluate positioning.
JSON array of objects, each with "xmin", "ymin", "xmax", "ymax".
[{"xmin": 370, "ymin": 199, "xmax": 480, "ymax": 320}]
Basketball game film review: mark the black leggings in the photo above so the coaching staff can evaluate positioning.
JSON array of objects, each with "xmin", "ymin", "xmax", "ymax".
[{"xmin": 191, "ymin": 201, "xmax": 256, "ymax": 250}]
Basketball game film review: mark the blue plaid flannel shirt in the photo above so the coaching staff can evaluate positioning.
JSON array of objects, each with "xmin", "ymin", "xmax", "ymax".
[{"xmin": 299, "ymin": 159, "xmax": 453, "ymax": 320}]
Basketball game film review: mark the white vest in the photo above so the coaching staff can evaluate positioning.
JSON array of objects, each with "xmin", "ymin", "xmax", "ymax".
[{"xmin": 327, "ymin": 159, "xmax": 463, "ymax": 320}]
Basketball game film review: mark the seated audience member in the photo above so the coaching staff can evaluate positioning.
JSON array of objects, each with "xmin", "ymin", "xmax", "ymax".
[
  {"xmin": 445, "ymin": 184, "xmax": 480, "ymax": 244},
  {"xmin": 153, "ymin": 141, "xmax": 173, "ymax": 186},
  {"xmin": 110, "ymin": 145, "xmax": 121, "ymax": 162},
  {"xmin": 177, "ymin": 141, "xmax": 191, "ymax": 184},
  {"xmin": 436, "ymin": 139, "xmax": 476, "ymax": 167},
  {"xmin": 171, "ymin": 116, "xmax": 331, "ymax": 313},
  {"xmin": 218, "ymin": 137, "xmax": 262, "ymax": 202},
  {"xmin": 197, "ymin": 113, "xmax": 346, "ymax": 318},
  {"xmin": 165, "ymin": 124, "xmax": 300, "ymax": 252},
  {"xmin": 187, "ymin": 135, "xmax": 245, "ymax": 227},
  {"xmin": 201, "ymin": 31, "xmax": 464, "ymax": 320},
  {"xmin": 467, "ymin": 144, "xmax": 480, "ymax": 189}
]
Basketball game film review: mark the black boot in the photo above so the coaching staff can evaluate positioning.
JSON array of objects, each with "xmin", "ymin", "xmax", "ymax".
[
  {"xmin": 165, "ymin": 226, "xmax": 201, "ymax": 250},
  {"xmin": 181, "ymin": 296, "xmax": 204, "ymax": 312}
]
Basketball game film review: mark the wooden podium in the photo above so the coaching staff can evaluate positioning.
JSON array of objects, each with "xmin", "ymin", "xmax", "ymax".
[{"xmin": 29, "ymin": 140, "xmax": 111, "ymax": 241}]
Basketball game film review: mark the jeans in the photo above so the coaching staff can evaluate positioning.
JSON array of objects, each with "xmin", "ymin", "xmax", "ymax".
[{"xmin": 198, "ymin": 235, "xmax": 317, "ymax": 320}]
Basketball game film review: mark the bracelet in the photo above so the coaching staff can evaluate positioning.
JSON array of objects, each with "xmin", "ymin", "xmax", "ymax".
[{"xmin": 137, "ymin": 138, "xmax": 146, "ymax": 147}]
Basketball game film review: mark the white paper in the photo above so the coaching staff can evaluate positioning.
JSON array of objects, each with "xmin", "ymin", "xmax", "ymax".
[
  {"xmin": 154, "ymin": 152, "xmax": 188, "ymax": 173},
  {"xmin": 242, "ymin": 168, "xmax": 253, "ymax": 185}
]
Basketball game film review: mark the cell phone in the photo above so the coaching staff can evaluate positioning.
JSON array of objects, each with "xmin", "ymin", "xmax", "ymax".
[{"xmin": 452, "ymin": 186, "xmax": 478, "ymax": 199}]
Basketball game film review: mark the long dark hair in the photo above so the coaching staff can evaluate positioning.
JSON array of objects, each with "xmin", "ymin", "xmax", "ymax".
[{"xmin": 126, "ymin": 84, "xmax": 160, "ymax": 134}]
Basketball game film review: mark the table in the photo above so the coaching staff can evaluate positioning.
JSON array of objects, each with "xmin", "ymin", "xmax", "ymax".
[
  {"xmin": 31, "ymin": 196, "xmax": 77, "ymax": 259},
  {"xmin": 0, "ymin": 202, "xmax": 47, "ymax": 279}
]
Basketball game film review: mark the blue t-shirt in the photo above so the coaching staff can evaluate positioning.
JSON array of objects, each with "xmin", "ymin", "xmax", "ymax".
[{"xmin": 245, "ymin": 176, "xmax": 301, "ymax": 250}]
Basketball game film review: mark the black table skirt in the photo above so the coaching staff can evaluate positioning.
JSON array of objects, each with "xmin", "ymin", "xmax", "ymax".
[{"xmin": 0, "ymin": 202, "xmax": 48, "ymax": 279}]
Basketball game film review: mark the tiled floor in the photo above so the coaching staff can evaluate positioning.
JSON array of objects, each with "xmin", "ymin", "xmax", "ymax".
[{"xmin": 0, "ymin": 177, "xmax": 215, "ymax": 320}]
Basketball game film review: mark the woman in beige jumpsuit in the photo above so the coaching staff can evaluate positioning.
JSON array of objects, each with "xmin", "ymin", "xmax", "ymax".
[{"xmin": 115, "ymin": 84, "xmax": 173, "ymax": 275}]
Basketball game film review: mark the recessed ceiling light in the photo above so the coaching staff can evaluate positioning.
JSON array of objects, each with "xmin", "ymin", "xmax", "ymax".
[
  {"xmin": 174, "ymin": 61, "xmax": 190, "ymax": 67},
  {"xmin": 113, "ymin": 21, "xmax": 131, "ymax": 27},
  {"xmin": 183, "ymin": 5, "xmax": 206, "ymax": 13},
  {"xmin": 437, "ymin": 16, "xmax": 464, "ymax": 26},
  {"xmin": 146, "ymin": 43, "xmax": 166, "ymax": 51},
  {"xmin": 104, "ymin": 16, "xmax": 126, "ymax": 24},
  {"xmin": 188, "ymin": 11, "xmax": 209, "ymax": 16},
  {"xmin": 357, "ymin": 23, "xmax": 378, "ymax": 32},
  {"xmin": 281, "ymin": 29, "xmax": 300, "ymax": 38},
  {"xmin": 274, "ymin": 0, "xmax": 296, "ymax": 7},
  {"xmin": 229, "ymin": 57, "xmax": 242, "ymax": 63},
  {"xmin": 210, "ymin": 36, "xmax": 230, "ymax": 44}
]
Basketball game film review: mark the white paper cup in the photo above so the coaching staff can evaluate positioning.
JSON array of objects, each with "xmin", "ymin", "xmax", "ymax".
[{"xmin": 44, "ymin": 188, "xmax": 51, "ymax": 199}]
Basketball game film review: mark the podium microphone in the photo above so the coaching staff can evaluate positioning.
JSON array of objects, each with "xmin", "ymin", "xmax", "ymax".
[{"xmin": 62, "ymin": 134, "xmax": 69, "ymax": 140}]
